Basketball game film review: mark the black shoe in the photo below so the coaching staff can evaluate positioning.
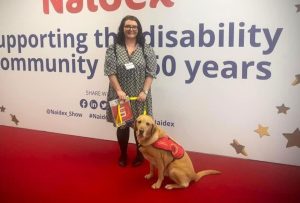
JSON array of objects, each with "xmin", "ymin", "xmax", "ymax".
[
  {"xmin": 118, "ymin": 156, "xmax": 127, "ymax": 167},
  {"xmin": 132, "ymin": 155, "xmax": 144, "ymax": 167}
]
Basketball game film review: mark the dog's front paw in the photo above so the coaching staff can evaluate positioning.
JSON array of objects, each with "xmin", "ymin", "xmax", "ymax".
[
  {"xmin": 165, "ymin": 184, "xmax": 174, "ymax": 190},
  {"xmin": 144, "ymin": 173, "xmax": 153, "ymax": 180},
  {"xmin": 151, "ymin": 182, "xmax": 161, "ymax": 189}
]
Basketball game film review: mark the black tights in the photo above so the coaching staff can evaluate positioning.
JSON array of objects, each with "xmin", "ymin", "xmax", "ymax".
[
  {"xmin": 116, "ymin": 126, "xmax": 142, "ymax": 160},
  {"xmin": 117, "ymin": 127, "xmax": 130, "ymax": 158}
]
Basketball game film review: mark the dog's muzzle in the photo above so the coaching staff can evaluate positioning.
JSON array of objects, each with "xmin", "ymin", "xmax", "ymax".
[{"xmin": 138, "ymin": 129, "xmax": 144, "ymax": 137}]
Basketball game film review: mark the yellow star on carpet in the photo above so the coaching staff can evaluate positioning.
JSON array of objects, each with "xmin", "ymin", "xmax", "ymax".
[
  {"xmin": 254, "ymin": 124, "xmax": 270, "ymax": 138},
  {"xmin": 295, "ymin": 4, "xmax": 300, "ymax": 12},
  {"xmin": 10, "ymin": 114, "xmax": 19, "ymax": 125},
  {"xmin": 276, "ymin": 104, "xmax": 290, "ymax": 114},
  {"xmin": 283, "ymin": 128, "xmax": 300, "ymax": 148},
  {"xmin": 230, "ymin": 139, "xmax": 248, "ymax": 156},
  {"xmin": 0, "ymin": 105, "xmax": 5, "ymax": 112},
  {"xmin": 291, "ymin": 74, "xmax": 300, "ymax": 86}
]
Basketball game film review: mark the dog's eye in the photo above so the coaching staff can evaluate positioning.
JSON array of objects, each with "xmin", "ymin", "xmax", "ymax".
[
  {"xmin": 146, "ymin": 122, "xmax": 150, "ymax": 126},
  {"xmin": 137, "ymin": 120, "xmax": 141, "ymax": 124}
]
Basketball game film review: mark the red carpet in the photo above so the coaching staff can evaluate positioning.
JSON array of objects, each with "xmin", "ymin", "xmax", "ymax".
[{"xmin": 1, "ymin": 125, "xmax": 300, "ymax": 203}]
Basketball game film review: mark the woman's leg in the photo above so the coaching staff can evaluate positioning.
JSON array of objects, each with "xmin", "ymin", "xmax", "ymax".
[
  {"xmin": 117, "ymin": 126, "xmax": 130, "ymax": 167},
  {"xmin": 132, "ymin": 130, "xmax": 144, "ymax": 167}
]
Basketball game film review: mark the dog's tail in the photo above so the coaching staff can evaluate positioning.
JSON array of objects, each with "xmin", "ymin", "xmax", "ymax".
[{"xmin": 194, "ymin": 170, "xmax": 221, "ymax": 182}]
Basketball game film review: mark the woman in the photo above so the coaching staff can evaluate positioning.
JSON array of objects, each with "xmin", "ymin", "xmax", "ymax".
[{"xmin": 104, "ymin": 15, "xmax": 157, "ymax": 167}]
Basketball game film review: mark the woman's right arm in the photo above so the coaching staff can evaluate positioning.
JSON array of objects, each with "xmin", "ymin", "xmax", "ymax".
[{"xmin": 108, "ymin": 74, "xmax": 127, "ymax": 100}]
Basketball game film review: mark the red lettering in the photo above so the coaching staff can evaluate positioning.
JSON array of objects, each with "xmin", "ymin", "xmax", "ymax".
[
  {"xmin": 99, "ymin": 0, "xmax": 121, "ymax": 12},
  {"xmin": 43, "ymin": 0, "xmax": 174, "ymax": 14},
  {"xmin": 66, "ymin": 0, "xmax": 83, "ymax": 13},
  {"xmin": 150, "ymin": 0, "xmax": 174, "ymax": 8},
  {"xmin": 126, "ymin": 0, "xmax": 146, "ymax": 10},
  {"xmin": 87, "ymin": 0, "xmax": 98, "ymax": 12},
  {"xmin": 43, "ymin": 0, "xmax": 63, "ymax": 14}
]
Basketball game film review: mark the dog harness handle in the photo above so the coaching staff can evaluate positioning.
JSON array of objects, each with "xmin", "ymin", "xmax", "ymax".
[{"xmin": 116, "ymin": 96, "xmax": 147, "ymax": 125}]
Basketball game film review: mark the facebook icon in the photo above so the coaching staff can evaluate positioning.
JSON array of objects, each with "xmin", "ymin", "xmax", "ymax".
[{"xmin": 80, "ymin": 99, "xmax": 88, "ymax": 108}]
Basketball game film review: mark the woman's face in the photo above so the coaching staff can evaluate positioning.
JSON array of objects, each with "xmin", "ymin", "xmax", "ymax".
[{"xmin": 123, "ymin": 19, "xmax": 138, "ymax": 40}]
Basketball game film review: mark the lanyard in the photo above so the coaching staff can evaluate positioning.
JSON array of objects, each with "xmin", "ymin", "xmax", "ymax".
[
  {"xmin": 125, "ymin": 45, "xmax": 137, "ymax": 62},
  {"xmin": 116, "ymin": 97, "xmax": 147, "ymax": 125}
]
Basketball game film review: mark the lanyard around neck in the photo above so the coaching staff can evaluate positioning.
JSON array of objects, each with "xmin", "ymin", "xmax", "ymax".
[{"xmin": 125, "ymin": 44, "xmax": 137, "ymax": 61}]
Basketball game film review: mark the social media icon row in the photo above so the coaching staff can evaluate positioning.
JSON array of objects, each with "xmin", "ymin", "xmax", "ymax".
[{"xmin": 80, "ymin": 99, "xmax": 107, "ymax": 110}]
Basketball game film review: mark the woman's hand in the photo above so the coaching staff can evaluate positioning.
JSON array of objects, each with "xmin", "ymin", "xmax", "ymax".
[
  {"xmin": 138, "ymin": 91, "xmax": 147, "ymax": 102},
  {"xmin": 117, "ymin": 90, "xmax": 127, "ymax": 100}
]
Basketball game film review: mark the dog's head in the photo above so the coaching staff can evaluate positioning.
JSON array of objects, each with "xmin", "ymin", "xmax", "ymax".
[{"xmin": 135, "ymin": 115, "xmax": 161, "ymax": 145}]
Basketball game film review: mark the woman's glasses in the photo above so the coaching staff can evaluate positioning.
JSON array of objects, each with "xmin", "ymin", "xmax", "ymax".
[{"xmin": 124, "ymin": 25, "xmax": 138, "ymax": 31}]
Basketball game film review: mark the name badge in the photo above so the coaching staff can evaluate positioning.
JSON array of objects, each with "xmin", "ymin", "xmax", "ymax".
[{"xmin": 124, "ymin": 62, "xmax": 135, "ymax": 70}]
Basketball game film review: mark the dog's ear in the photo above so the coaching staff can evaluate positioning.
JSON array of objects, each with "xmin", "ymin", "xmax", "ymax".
[
  {"xmin": 151, "ymin": 123, "xmax": 160, "ymax": 137},
  {"xmin": 151, "ymin": 123, "xmax": 156, "ymax": 136},
  {"xmin": 133, "ymin": 119, "xmax": 137, "ymax": 132}
]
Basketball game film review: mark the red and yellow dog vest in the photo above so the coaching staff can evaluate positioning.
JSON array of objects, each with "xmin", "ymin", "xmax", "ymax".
[{"xmin": 152, "ymin": 136, "xmax": 184, "ymax": 159}]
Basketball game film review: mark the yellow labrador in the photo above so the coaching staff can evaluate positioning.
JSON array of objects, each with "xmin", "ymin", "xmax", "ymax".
[{"xmin": 135, "ymin": 115, "xmax": 220, "ymax": 190}]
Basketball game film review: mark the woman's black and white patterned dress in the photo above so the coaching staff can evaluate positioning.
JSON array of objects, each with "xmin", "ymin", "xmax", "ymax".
[{"xmin": 104, "ymin": 43, "xmax": 157, "ymax": 126}]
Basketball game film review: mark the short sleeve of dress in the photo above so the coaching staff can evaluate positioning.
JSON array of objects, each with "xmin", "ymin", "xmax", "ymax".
[
  {"xmin": 144, "ymin": 43, "xmax": 157, "ymax": 78},
  {"xmin": 104, "ymin": 45, "xmax": 117, "ymax": 76}
]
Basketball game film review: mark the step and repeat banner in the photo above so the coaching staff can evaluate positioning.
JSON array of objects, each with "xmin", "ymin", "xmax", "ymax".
[{"xmin": 1, "ymin": 0, "xmax": 299, "ymax": 166}]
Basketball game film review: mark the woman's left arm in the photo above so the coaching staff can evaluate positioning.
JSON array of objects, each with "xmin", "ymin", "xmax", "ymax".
[{"xmin": 138, "ymin": 76, "xmax": 153, "ymax": 102}]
